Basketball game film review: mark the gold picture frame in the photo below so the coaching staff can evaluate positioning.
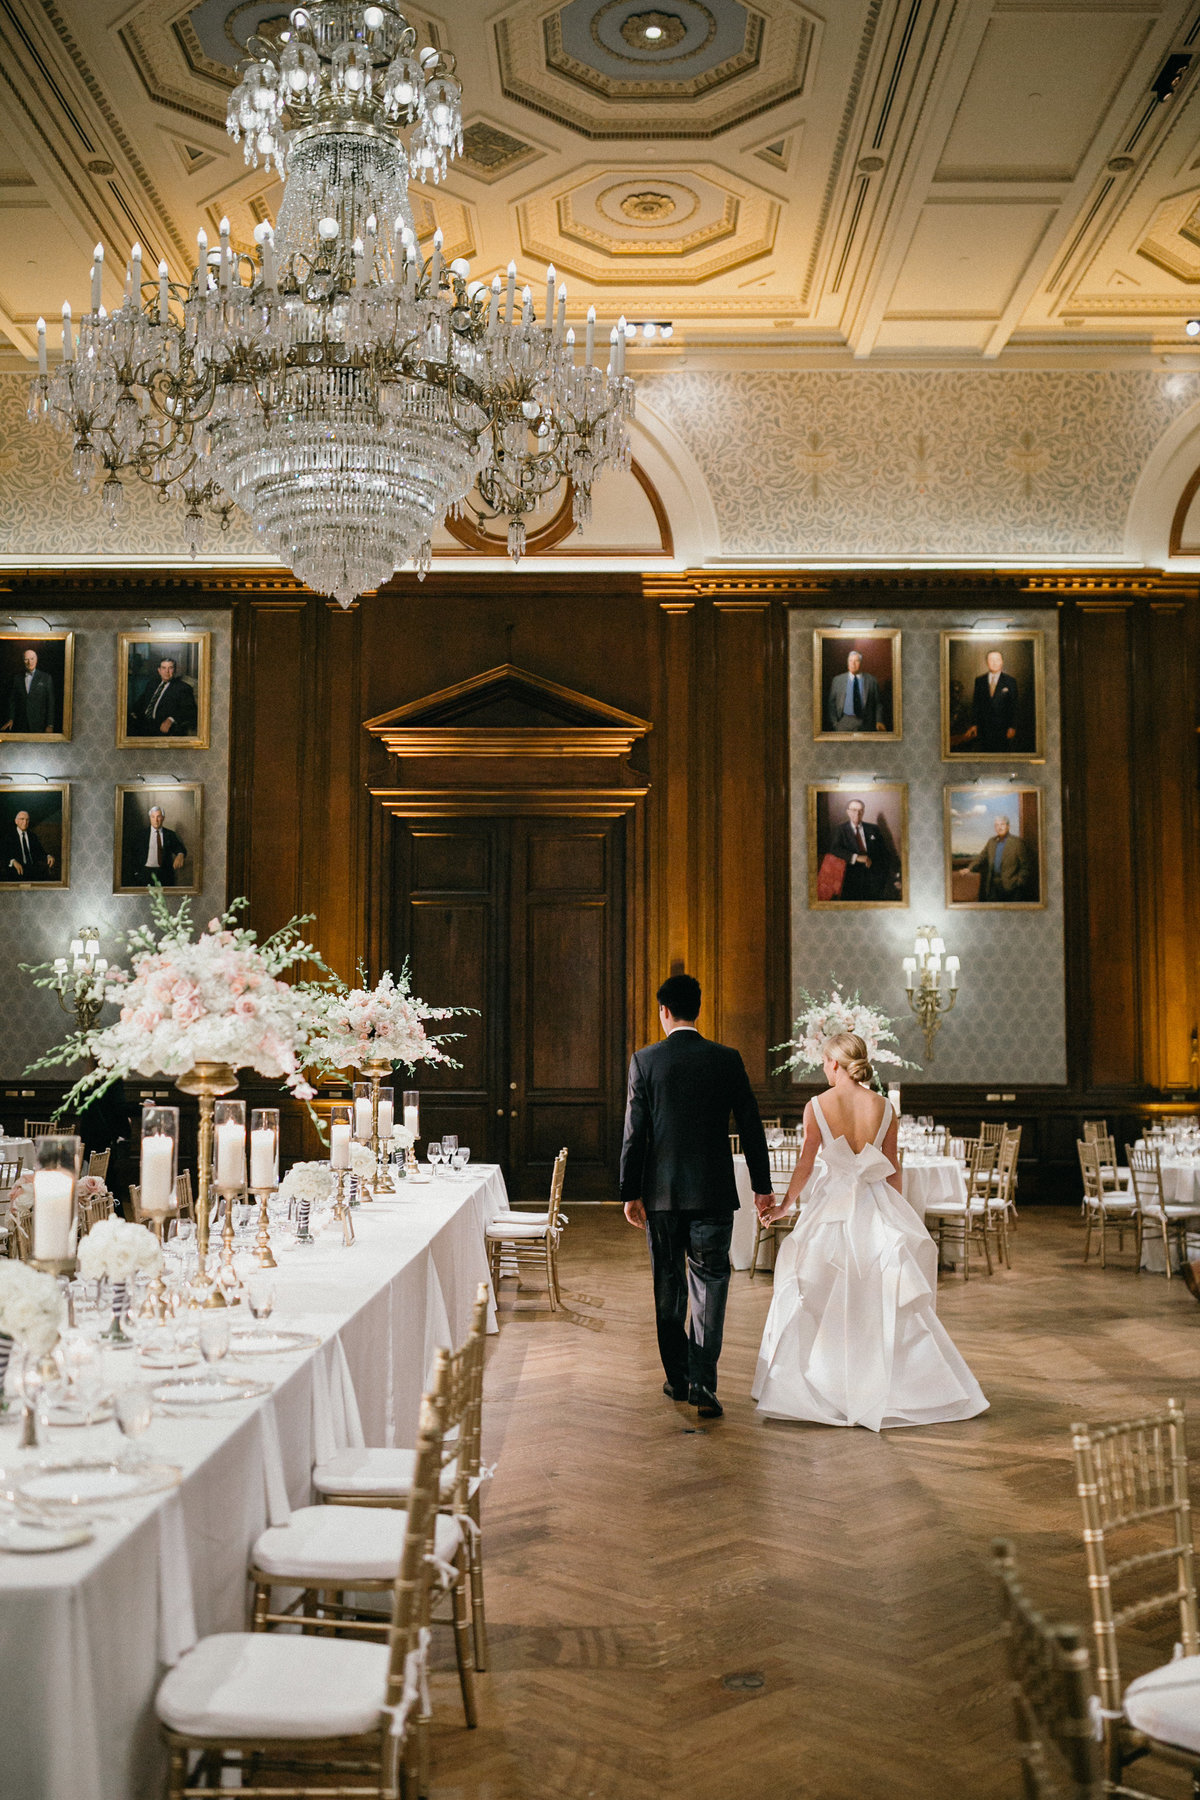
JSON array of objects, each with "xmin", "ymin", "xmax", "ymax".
[
  {"xmin": 808, "ymin": 782, "xmax": 909, "ymax": 909},
  {"xmin": 0, "ymin": 631, "xmax": 74, "ymax": 742},
  {"xmin": 945, "ymin": 785, "xmax": 1046, "ymax": 910},
  {"xmin": 114, "ymin": 783, "xmax": 203, "ymax": 895},
  {"xmin": 941, "ymin": 630, "xmax": 1045, "ymax": 762},
  {"xmin": 0, "ymin": 782, "xmax": 70, "ymax": 889},
  {"xmin": 116, "ymin": 631, "xmax": 211, "ymax": 750},
  {"xmin": 813, "ymin": 628, "xmax": 902, "ymax": 741}
]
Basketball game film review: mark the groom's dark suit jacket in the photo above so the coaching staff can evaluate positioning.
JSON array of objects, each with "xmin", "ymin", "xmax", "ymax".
[{"xmin": 619, "ymin": 1028, "xmax": 772, "ymax": 1213}]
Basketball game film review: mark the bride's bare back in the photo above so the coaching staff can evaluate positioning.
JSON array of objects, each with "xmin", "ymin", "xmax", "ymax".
[{"xmin": 816, "ymin": 1079, "xmax": 887, "ymax": 1154}]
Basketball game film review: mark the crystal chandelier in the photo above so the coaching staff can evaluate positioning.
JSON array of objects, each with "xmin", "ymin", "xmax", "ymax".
[{"xmin": 27, "ymin": 1, "xmax": 635, "ymax": 607}]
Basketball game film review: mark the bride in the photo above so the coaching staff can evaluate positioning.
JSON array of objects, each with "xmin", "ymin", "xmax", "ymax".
[{"xmin": 751, "ymin": 1032, "xmax": 987, "ymax": 1431}]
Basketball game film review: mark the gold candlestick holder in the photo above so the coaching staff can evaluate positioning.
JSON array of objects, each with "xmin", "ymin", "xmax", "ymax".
[
  {"xmin": 213, "ymin": 1184, "xmax": 245, "ymax": 1300},
  {"xmin": 175, "ymin": 1061, "xmax": 238, "ymax": 1310},
  {"xmin": 362, "ymin": 1058, "xmax": 396, "ymax": 1196},
  {"xmin": 144, "ymin": 1216, "xmax": 170, "ymax": 1322},
  {"xmin": 332, "ymin": 1168, "xmax": 355, "ymax": 1245},
  {"xmin": 251, "ymin": 1184, "xmax": 278, "ymax": 1268}
]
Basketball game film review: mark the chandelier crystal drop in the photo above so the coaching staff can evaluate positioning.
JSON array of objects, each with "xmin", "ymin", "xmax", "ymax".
[{"xmin": 27, "ymin": 1, "xmax": 635, "ymax": 607}]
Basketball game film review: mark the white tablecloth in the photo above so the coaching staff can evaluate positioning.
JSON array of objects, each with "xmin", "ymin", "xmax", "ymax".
[
  {"xmin": 901, "ymin": 1156, "xmax": 968, "ymax": 1219},
  {"xmin": 731, "ymin": 1156, "xmax": 795, "ymax": 1271},
  {"xmin": 0, "ymin": 1137, "xmax": 35, "ymax": 1178},
  {"xmin": 1139, "ymin": 1158, "xmax": 1200, "ymax": 1271},
  {"xmin": 0, "ymin": 1164, "xmax": 507, "ymax": 1800}
]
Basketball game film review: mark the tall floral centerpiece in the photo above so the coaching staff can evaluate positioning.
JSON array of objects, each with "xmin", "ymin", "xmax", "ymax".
[
  {"xmin": 0, "ymin": 1262, "xmax": 63, "ymax": 1409},
  {"xmin": 307, "ymin": 966, "xmax": 464, "ymax": 1192},
  {"xmin": 24, "ymin": 891, "xmax": 329, "ymax": 1306},
  {"xmin": 774, "ymin": 984, "xmax": 917, "ymax": 1090}
]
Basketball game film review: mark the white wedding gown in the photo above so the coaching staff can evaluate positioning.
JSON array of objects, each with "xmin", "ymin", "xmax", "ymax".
[{"xmin": 751, "ymin": 1096, "xmax": 988, "ymax": 1431}]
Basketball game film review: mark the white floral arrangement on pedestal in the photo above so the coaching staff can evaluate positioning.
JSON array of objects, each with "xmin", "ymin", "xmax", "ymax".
[
  {"xmin": 390, "ymin": 1125, "xmax": 415, "ymax": 1151},
  {"xmin": 77, "ymin": 1216, "xmax": 163, "ymax": 1283},
  {"xmin": 0, "ymin": 1260, "xmax": 64, "ymax": 1356},
  {"xmin": 774, "ymin": 984, "xmax": 916, "ymax": 1088},
  {"xmin": 306, "ymin": 965, "xmax": 466, "ymax": 1075},
  {"xmin": 22, "ymin": 891, "xmax": 331, "ymax": 1111},
  {"xmin": 349, "ymin": 1142, "xmax": 377, "ymax": 1182},
  {"xmin": 278, "ymin": 1162, "xmax": 335, "ymax": 1209}
]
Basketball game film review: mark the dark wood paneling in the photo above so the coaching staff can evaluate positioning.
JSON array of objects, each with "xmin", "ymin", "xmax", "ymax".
[{"xmin": 713, "ymin": 601, "xmax": 771, "ymax": 1077}]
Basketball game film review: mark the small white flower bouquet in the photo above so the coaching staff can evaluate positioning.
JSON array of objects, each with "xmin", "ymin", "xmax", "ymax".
[
  {"xmin": 774, "ymin": 983, "xmax": 917, "ymax": 1087},
  {"xmin": 278, "ymin": 1162, "xmax": 334, "ymax": 1209},
  {"xmin": 390, "ymin": 1124, "xmax": 415, "ymax": 1151},
  {"xmin": 349, "ymin": 1142, "xmax": 377, "ymax": 1182},
  {"xmin": 0, "ymin": 1260, "xmax": 63, "ymax": 1356},
  {"xmin": 77, "ymin": 1216, "xmax": 163, "ymax": 1284}
]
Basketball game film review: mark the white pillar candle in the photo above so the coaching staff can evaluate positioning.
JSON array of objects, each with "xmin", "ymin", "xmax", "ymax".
[
  {"xmin": 404, "ymin": 1104, "xmax": 419, "ymax": 1136},
  {"xmin": 33, "ymin": 1171, "xmax": 74, "ymax": 1260},
  {"xmin": 140, "ymin": 1134, "xmax": 175, "ymax": 1214},
  {"xmin": 250, "ymin": 1128, "xmax": 277, "ymax": 1188},
  {"xmin": 505, "ymin": 260, "xmax": 516, "ymax": 324},
  {"xmin": 330, "ymin": 1122, "xmax": 351, "ymax": 1169},
  {"xmin": 36, "ymin": 318, "xmax": 47, "ymax": 375},
  {"xmin": 354, "ymin": 1097, "xmax": 373, "ymax": 1139},
  {"xmin": 545, "ymin": 263, "xmax": 555, "ymax": 324},
  {"xmin": 377, "ymin": 1100, "xmax": 394, "ymax": 1140},
  {"xmin": 215, "ymin": 1120, "xmax": 245, "ymax": 1187},
  {"xmin": 91, "ymin": 243, "xmax": 104, "ymax": 313},
  {"xmin": 585, "ymin": 305, "xmax": 596, "ymax": 365},
  {"xmin": 62, "ymin": 303, "xmax": 74, "ymax": 362},
  {"xmin": 158, "ymin": 261, "xmax": 169, "ymax": 324}
]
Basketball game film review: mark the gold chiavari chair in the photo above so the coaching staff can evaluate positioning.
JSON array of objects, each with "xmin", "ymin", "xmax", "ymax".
[
  {"xmin": 7, "ymin": 1204, "xmax": 31, "ymax": 1262},
  {"xmin": 1127, "ymin": 1145, "xmax": 1200, "ymax": 1281},
  {"xmin": 157, "ymin": 1351, "xmax": 447, "ymax": 1800},
  {"xmin": 312, "ymin": 1284, "xmax": 492, "ymax": 1674},
  {"xmin": 925, "ymin": 1138, "xmax": 1000, "ymax": 1279},
  {"xmin": 485, "ymin": 1147, "xmax": 568, "ymax": 1313},
  {"xmin": 0, "ymin": 1159, "xmax": 19, "ymax": 1259},
  {"xmin": 761, "ymin": 1118, "xmax": 782, "ymax": 1131},
  {"xmin": 247, "ymin": 1329, "xmax": 478, "ymax": 1735},
  {"xmin": 749, "ymin": 1137, "xmax": 803, "ymax": 1280},
  {"xmin": 1078, "ymin": 1142, "xmax": 1141, "ymax": 1271},
  {"xmin": 1071, "ymin": 1400, "xmax": 1200, "ymax": 1794},
  {"xmin": 980, "ymin": 1120, "xmax": 1006, "ymax": 1148},
  {"xmin": 992, "ymin": 1538, "xmax": 1105, "ymax": 1800},
  {"xmin": 78, "ymin": 1188, "xmax": 113, "ymax": 1234},
  {"xmin": 729, "ymin": 1133, "xmax": 741, "ymax": 1155},
  {"xmin": 1082, "ymin": 1121, "xmax": 1109, "ymax": 1144},
  {"xmin": 175, "ymin": 1169, "xmax": 195, "ymax": 1224},
  {"xmin": 86, "ymin": 1149, "xmax": 110, "ymax": 1181},
  {"xmin": 1095, "ymin": 1135, "xmax": 1131, "ymax": 1198}
]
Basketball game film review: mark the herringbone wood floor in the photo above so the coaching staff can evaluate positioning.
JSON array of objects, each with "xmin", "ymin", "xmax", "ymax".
[{"xmin": 427, "ymin": 1208, "xmax": 1200, "ymax": 1800}]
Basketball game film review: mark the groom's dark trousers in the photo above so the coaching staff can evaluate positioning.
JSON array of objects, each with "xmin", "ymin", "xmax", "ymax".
[{"xmin": 619, "ymin": 1028, "xmax": 771, "ymax": 1394}]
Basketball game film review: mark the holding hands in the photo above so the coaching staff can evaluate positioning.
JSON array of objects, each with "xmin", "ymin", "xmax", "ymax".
[{"xmin": 755, "ymin": 1192, "xmax": 784, "ymax": 1225}]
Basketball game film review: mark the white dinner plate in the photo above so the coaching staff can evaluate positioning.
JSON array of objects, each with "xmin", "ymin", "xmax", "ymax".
[
  {"xmin": 12, "ymin": 1457, "xmax": 181, "ymax": 1513},
  {"xmin": 139, "ymin": 1345, "xmax": 201, "ymax": 1370},
  {"xmin": 228, "ymin": 1330, "xmax": 320, "ymax": 1357},
  {"xmin": 0, "ymin": 1519, "xmax": 95, "ymax": 1553},
  {"xmin": 150, "ymin": 1374, "xmax": 271, "ymax": 1407},
  {"xmin": 45, "ymin": 1399, "xmax": 115, "ymax": 1428}
]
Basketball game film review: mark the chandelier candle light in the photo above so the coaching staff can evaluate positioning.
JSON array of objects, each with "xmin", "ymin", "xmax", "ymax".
[
  {"xmin": 902, "ymin": 928, "xmax": 961, "ymax": 1062},
  {"xmin": 27, "ymin": 1, "xmax": 637, "ymax": 607}
]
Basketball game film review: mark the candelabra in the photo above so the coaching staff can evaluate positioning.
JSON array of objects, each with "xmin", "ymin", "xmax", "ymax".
[
  {"xmin": 902, "ymin": 927, "xmax": 961, "ymax": 1063},
  {"xmin": 173, "ymin": 1062, "xmax": 239, "ymax": 1308},
  {"xmin": 51, "ymin": 930, "xmax": 109, "ymax": 1034}
]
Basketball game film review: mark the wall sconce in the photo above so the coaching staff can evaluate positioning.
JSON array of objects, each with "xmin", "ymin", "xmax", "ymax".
[
  {"xmin": 902, "ymin": 925, "xmax": 960, "ymax": 1062},
  {"xmin": 51, "ymin": 927, "xmax": 109, "ymax": 1034}
]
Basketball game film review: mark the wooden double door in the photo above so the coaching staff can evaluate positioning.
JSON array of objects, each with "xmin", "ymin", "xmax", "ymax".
[{"xmin": 391, "ymin": 815, "xmax": 627, "ymax": 1201}]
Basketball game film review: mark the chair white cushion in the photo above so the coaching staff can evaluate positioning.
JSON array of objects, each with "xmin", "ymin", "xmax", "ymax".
[
  {"xmin": 312, "ymin": 1446, "xmax": 480, "ymax": 1503},
  {"xmin": 491, "ymin": 1208, "xmax": 552, "ymax": 1225},
  {"xmin": 156, "ymin": 1632, "xmax": 390, "ymax": 1739},
  {"xmin": 252, "ymin": 1504, "xmax": 461, "ymax": 1582},
  {"xmin": 1123, "ymin": 1654, "xmax": 1200, "ymax": 1754},
  {"xmin": 485, "ymin": 1220, "xmax": 551, "ymax": 1241}
]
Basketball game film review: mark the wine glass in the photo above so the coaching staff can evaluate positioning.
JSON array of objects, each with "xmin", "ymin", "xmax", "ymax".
[
  {"xmin": 246, "ymin": 1276, "xmax": 275, "ymax": 1323},
  {"xmin": 442, "ymin": 1134, "xmax": 458, "ymax": 1158},
  {"xmin": 198, "ymin": 1313, "xmax": 230, "ymax": 1366},
  {"xmin": 452, "ymin": 1147, "xmax": 471, "ymax": 1180},
  {"xmin": 114, "ymin": 1383, "xmax": 153, "ymax": 1466},
  {"xmin": 427, "ymin": 1140, "xmax": 443, "ymax": 1178}
]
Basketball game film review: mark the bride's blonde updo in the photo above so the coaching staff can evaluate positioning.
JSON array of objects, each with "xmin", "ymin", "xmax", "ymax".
[{"xmin": 823, "ymin": 1032, "xmax": 874, "ymax": 1086}]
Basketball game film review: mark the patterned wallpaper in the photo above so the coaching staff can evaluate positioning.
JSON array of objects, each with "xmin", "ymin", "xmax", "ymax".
[
  {"xmin": 0, "ymin": 611, "xmax": 231, "ymax": 1078},
  {"xmin": 789, "ymin": 607, "xmax": 1066, "ymax": 1088},
  {"xmin": 0, "ymin": 367, "xmax": 1197, "ymax": 562},
  {"xmin": 642, "ymin": 369, "xmax": 1200, "ymax": 560}
]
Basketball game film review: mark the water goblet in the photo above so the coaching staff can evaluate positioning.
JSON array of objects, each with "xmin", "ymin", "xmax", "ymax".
[
  {"xmin": 452, "ymin": 1147, "xmax": 471, "ymax": 1180},
  {"xmin": 246, "ymin": 1276, "xmax": 275, "ymax": 1322},
  {"xmin": 114, "ymin": 1383, "xmax": 153, "ymax": 1466},
  {"xmin": 198, "ymin": 1313, "xmax": 230, "ymax": 1366},
  {"xmin": 427, "ymin": 1140, "xmax": 443, "ymax": 1178}
]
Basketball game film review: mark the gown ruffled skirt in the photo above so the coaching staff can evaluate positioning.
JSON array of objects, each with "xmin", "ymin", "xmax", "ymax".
[{"xmin": 751, "ymin": 1101, "xmax": 988, "ymax": 1432}]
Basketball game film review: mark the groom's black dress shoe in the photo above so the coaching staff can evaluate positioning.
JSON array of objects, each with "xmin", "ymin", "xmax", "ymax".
[
  {"xmin": 689, "ymin": 1385, "xmax": 723, "ymax": 1419},
  {"xmin": 663, "ymin": 1380, "xmax": 689, "ymax": 1402}
]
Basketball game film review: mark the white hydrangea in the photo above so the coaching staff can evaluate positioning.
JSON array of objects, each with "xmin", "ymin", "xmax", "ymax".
[
  {"xmin": 0, "ymin": 1261, "xmax": 64, "ymax": 1356},
  {"xmin": 77, "ymin": 1216, "xmax": 163, "ymax": 1283},
  {"xmin": 278, "ymin": 1161, "xmax": 334, "ymax": 1207}
]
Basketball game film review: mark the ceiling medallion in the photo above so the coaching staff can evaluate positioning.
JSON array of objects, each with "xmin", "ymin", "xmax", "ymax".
[
  {"xmin": 28, "ymin": 0, "xmax": 636, "ymax": 605},
  {"xmin": 619, "ymin": 11, "xmax": 689, "ymax": 50},
  {"xmin": 619, "ymin": 190, "xmax": 677, "ymax": 221}
]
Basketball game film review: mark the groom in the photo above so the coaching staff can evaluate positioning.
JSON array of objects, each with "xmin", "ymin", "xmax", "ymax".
[{"xmin": 620, "ymin": 973, "xmax": 773, "ymax": 1418}]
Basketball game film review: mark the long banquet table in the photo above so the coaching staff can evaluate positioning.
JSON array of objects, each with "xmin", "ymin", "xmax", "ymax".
[{"xmin": 0, "ymin": 1163, "xmax": 508, "ymax": 1800}]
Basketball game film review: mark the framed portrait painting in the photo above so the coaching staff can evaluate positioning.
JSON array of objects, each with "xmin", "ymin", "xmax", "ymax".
[
  {"xmin": 808, "ymin": 783, "xmax": 908, "ymax": 909},
  {"xmin": 116, "ymin": 632, "xmax": 211, "ymax": 750},
  {"xmin": 945, "ymin": 786, "xmax": 1045, "ymax": 909},
  {"xmin": 941, "ymin": 630, "xmax": 1044, "ymax": 761},
  {"xmin": 813, "ymin": 628, "xmax": 901, "ymax": 740},
  {"xmin": 0, "ymin": 632, "xmax": 74, "ymax": 741},
  {"xmin": 115, "ymin": 784, "xmax": 203, "ymax": 895},
  {"xmin": 0, "ymin": 783, "xmax": 70, "ymax": 889}
]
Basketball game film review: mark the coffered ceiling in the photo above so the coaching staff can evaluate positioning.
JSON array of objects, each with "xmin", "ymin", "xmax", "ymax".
[{"xmin": 4, "ymin": 0, "xmax": 1200, "ymax": 370}]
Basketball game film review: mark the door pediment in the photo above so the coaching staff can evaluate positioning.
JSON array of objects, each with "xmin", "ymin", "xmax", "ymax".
[{"xmin": 364, "ymin": 664, "xmax": 653, "ymax": 758}]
